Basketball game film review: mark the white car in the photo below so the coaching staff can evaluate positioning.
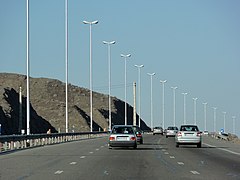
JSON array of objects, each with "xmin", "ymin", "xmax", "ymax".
[
  {"xmin": 166, "ymin": 126, "xmax": 178, "ymax": 138},
  {"xmin": 175, "ymin": 125, "xmax": 202, "ymax": 148},
  {"xmin": 153, "ymin": 127, "xmax": 163, "ymax": 135}
]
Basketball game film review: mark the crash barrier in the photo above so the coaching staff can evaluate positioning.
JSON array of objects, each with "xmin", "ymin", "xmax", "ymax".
[{"xmin": 0, "ymin": 132, "xmax": 107, "ymax": 153}]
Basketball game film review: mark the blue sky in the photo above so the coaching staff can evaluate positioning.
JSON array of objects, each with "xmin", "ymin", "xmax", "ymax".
[{"xmin": 1, "ymin": 0, "xmax": 240, "ymax": 135}]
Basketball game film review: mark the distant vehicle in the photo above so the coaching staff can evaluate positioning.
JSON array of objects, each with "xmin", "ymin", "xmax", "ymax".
[
  {"xmin": 203, "ymin": 130, "xmax": 209, "ymax": 135},
  {"xmin": 153, "ymin": 127, "xmax": 163, "ymax": 135},
  {"xmin": 166, "ymin": 126, "xmax": 178, "ymax": 138},
  {"xmin": 175, "ymin": 125, "xmax": 202, "ymax": 148},
  {"xmin": 132, "ymin": 126, "xmax": 143, "ymax": 144},
  {"xmin": 108, "ymin": 125, "xmax": 137, "ymax": 149}
]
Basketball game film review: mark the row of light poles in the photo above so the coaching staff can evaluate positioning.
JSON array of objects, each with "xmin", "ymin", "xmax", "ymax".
[{"xmin": 25, "ymin": 0, "xmax": 237, "ymax": 135}]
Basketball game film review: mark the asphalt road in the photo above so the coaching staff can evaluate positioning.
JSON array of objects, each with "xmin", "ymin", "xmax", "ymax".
[{"xmin": 0, "ymin": 134, "xmax": 239, "ymax": 180}]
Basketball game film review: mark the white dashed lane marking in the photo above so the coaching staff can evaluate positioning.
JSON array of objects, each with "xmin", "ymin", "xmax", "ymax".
[
  {"xmin": 70, "ymin": 162, "xmax": 77, "ymax": 165},
  {"xmin": 164, "ymin": 152, "xmax": 169, "ymax": 155},
  {"xmin": 190, "ymin": 171, "xmax": 200, "ymax": 175},
  {"xmin": 177, "ymin": 162, "xmax": 184, "ymax": 165},
  {"xmin": 89, "ymin": 152, "xmax": 93, "ymax": 154},
  {"xmin": 170, "ymin": 156, "xmax": 175, "ymax": 159},
  {"xmin": 96, "ymin": 148, "xmax": 99, "ymax": 151},
  {"xmin": 54, "ymin": 170, "xmax": 63, "ymax": 175},
  {"xmin": 80, "ymin": 156, "xmax": 86, "ymax": 159}
]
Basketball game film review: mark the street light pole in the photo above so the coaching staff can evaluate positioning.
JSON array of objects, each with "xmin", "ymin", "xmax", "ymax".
[
  {"xmin": 232, "ymin": 116, "xmax": 236, "ymax": 134},
  {"xmin": 193, "ymin": 98, "xmax": 198, "ymax": 125},
  {"xmin": 65, "ymin": 0, "xmax": 69, "ymax": 133},
  {"xmin": 160, "ymin": 80, "xmax": 167, "ymax": 129},
  {"xmin": 103, "ymin": 41, "xmax": 116, "ymax": 131},
  {"xmin": 134, "ymin": 64, "xmax": 144, "ymax": 128},
  {"xmin": 222, "ymin": 112, "xmax": 226, "ymax": 132},
  {"xmin": 26, "ymin": 0, "xmax": 30, "ymax": 135},
  {"xmin": 171, "ymin": 87, "xmax": 177, "ymax": 127},
  {"xmin": 212, "ymin": 107, "xmax": 217, "ymax": 132},
  {"xmin": 147, "ymin": 73, "xmax": 155, "ymax": 130},
  {"xmin": 121, "ymin": 54, "xmax": 131, "ymax": 125},
  {"xmin": 203, "ymin": 102, "xmax": 207, "ymax": 131},
  {"xmin": 182, "ymin": 93, "xmax": 188, "ymax": 124},
  {"xmin": 83, "ymin": 20, "xmax": 98, "ymax": 132}
]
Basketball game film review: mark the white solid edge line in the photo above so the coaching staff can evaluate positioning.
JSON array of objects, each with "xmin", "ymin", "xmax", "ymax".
[{"xmin": 203, "ymin": 143, "xmax": 240, "ymax": 156}]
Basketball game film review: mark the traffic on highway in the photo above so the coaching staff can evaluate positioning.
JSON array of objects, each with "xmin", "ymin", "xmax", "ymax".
[{"xmin": 0, "ymin": 131, "xmax": 239, "ymax": 180}]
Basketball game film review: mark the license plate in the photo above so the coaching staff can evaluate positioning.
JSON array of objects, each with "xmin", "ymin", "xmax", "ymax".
[
  {"xmin": 185, "ymin": 133, "xmax": 193, "ymax": 136},
  {"xmin": 117, "ymin": 137, "xmax": 128, "ymax": 140}
]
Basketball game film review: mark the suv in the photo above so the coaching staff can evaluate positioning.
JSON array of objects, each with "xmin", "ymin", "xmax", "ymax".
[{"xmin": 153, "ymin": 127, "xmax": 163, "ymax": 135}]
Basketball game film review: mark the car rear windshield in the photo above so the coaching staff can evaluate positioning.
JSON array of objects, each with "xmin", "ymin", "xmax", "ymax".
[
  {"xmin": 180, "ymin": 126, "xmax": 199, "ymax": 131},
  {"xmin": 168, "ymin": 127, "xmax": 178, "ymax": 130},
  {"xmin": 112, "ymin": 127, "xmax": 134, "ymax": 134}
]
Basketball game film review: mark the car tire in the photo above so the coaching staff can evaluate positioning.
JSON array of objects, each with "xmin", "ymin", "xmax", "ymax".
[
  {"xmin": 134, "ymin": 144, "xmax": 137, "ymax": 149},
  {"xmin": 176, "ymin": 143, "xmax": 179, "ymax": 148},
  {"xmin": 140, "ymin": 140, "xmax": 143, "ymax": 144},
  {"xmin": 166, "ymin": 135, "xmax": 168, "ymax": 138},
  {"xmin": 153, "ymin": 133, "xmax": 155, "ymax": 135},
  {"xmin": 197, "ymin": 143, "xmax": 201, "ymax": 148}
]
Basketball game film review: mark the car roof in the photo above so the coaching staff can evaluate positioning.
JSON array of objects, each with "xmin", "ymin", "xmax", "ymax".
[{"xmin": 180, "ymin": 125, "xmax": 198, "ymax": 127}]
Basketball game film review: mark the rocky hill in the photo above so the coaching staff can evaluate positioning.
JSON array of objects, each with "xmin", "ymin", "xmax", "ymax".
[{"xmin": 0, "ymin": 73, "xmax": 150, "ymax": 135}]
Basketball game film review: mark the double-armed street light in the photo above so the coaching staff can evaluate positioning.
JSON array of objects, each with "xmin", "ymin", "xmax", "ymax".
[
  {"xmin": 65, "ymin": 0, "xmax": 69, "ymax": 133},
  {"xmin": 182, "ymin": 93, "xmax": 188, "ymax": 124},
  {"xmin": 193, "ymin": 98, "xmax": 198, "ymax": 125},
  {"xmin": 83, "ymin": 20, "xmax": 98, "ymax": 132},
  {"xmin": 134, "ymin": 64, "xmax": 144, "ymax": 128},
  {"xmin": 171, "ymin": 87, "xmax": 178, "ymax": 127},
  {"xmin": 147, "ymin": 73, "xmax": 155, "ymax": 130},
  {"xmin": 232, "ymin": 116, "xmax": 236, "ymax": 134},
  {"xmin": 222, "ymin": 112, "xmax": 226, "ymax": 132},
  {"xmin": 103, "ymin": 41, "xmax": 116, "ymax": 131},
  {"xmin": 160, "ymin": 80, "xmax": 167, "ymax": 129},
  {"xmin": 203, "ymin": 102, "xmax": 208, "ymax": 131},
  {"xmin": 212, "ymin": 107, "xmax": 217, "ymax": 132},
  {"xmin": 121, "ymin": 54, "xmax": 131, "ymax": 125}
]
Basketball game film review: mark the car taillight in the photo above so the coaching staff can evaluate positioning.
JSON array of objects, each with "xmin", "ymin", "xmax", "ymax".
[
  {"xmin": 136, "ymin": 134, "xmax": 142, "ymax": 137},
  {"xmin": 177, "ymin": 132, "xmax": 182, "ymax": 137},
  {"xmin": 109, "ymin": 136, "xmax": 115, "ymax": 141},
  {"xmin": 130, "ymin": 137, "xmax": 136, "ymax": 141},
  {"xmin": 197, "ymin": 132, "xmax": 201, "ymax": 136}
]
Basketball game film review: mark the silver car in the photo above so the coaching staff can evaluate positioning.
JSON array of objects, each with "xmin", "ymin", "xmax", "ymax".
[
  {"xmin": 153, "ymin": 127, "xmax": 163, "ymax": 135},
  {"xmin": 175, "ymin": 125, "xmax": 202, "ymax": 148},
  {"xmin": 108, "ymin": 125, "xmax": 137, "ymax": 149},
  {"xmin": 166, "ymin": 126, "xmax": 178, "ymax": 138}
]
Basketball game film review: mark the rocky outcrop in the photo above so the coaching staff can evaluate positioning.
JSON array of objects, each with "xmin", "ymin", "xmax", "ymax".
[{"xmin": 0, "ymin": 73, "xmax": 150, "ymax": 135}]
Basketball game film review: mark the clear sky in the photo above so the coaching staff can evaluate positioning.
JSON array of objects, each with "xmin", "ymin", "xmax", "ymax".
[{"xmin": 1, "ymin": 0, "xmax": 240, "ymax": 136}]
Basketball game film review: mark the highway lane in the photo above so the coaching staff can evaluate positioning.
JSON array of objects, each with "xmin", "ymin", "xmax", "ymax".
[{"xmin": 0, "ymin": 135, "xmax": 239, "ymax": 180}]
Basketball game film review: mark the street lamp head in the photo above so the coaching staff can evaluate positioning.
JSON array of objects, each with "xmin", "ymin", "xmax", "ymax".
[
  {"xmin": 135, "ymin": 64, "xmax": 144, "ymax": 68},
  {"xmin": 103, "ymin": 40, "xmax": 116, "ymax": 45},
  {"xmin": 193, "ymin": 97, "xmax": 198, "ymax": 100},
  {"xmin": 92, "ymin": 20, "xmax": 98, "ymax": 24},
  {"xmin": 147, "ymin": 72, "xmax": 155, "ymax": 76},
  {"xmin": 160, "ymin": 80, "xmax": 167, "ymax": 83},
  {"xmin": 182, "ymin": 92, "xmax": 188, "ymax": 95},
  {"xmin": 83, "ymin": 20, "xmax": 98, "ymax": 25},
  {"xmin": 121, "ymin": 54, "xmax": 131, "ymax": 58},
  {"xmin": 171, "ymin": 86, "xmax": 178, "ymax": 90}
]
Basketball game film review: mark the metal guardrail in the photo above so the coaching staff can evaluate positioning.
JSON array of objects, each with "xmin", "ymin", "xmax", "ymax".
[{"xmin": 0, "ymin": 132, "xmax": 108, "ymax": 153}]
